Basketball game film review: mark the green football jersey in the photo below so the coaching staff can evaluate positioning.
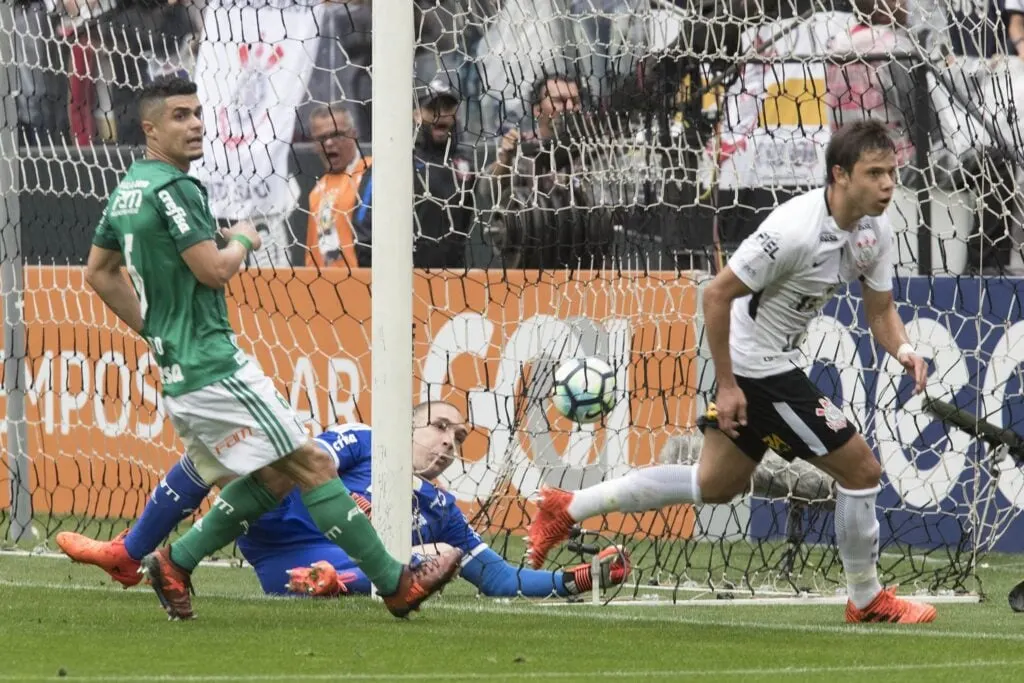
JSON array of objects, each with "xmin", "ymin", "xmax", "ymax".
[{"xmin": 93, "ymin": 159, "xmax": 246, "ymax": 397}]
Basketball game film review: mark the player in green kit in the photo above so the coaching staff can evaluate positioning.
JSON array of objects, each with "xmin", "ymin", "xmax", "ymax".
[{"xmin": 85, "ymin": 76, "xmax": 462, "ymax": 620}]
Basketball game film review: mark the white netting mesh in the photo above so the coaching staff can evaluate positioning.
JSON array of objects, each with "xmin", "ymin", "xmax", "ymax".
[{"xmin": 3, "ymin": 0, "xmax": 1024, "ymax": 601}]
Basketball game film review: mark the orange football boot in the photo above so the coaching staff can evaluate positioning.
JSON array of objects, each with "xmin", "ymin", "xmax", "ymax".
[
  {"xmin": 285, "ymin": 561, "xmax": 355, "ymax": 597},
  {"xmin": 381, "ymin": 548, "xmax": 463, "ymax": 618},
  {"xmin": 140, "ymin": 547, "xmax": 195, "ymax": 620},
  {"xmin": 525, "ymin": 487, "xmax": 576, "ymax": 569},
  {"xmin": 846, "ymin": 587, "xmax": 937, "ymax": 624},
  {"xmin": 565, "ymin": 545, "xmax": 632, "ymax": 593},
  {"xmin": 56, "ymin": 528, "xmax": 142, "ymax": 588}
]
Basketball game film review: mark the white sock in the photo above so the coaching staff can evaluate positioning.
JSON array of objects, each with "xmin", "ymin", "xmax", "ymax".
[
  {"xmin": 836, "ymin": 484, "xmax": 883, "ymax": 609},
  {"xmin": 567, "ymin": 465, "xmax": 702, "ymax": 521}
]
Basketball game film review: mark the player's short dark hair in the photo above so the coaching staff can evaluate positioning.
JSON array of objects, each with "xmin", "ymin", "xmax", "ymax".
[
  {"xmin": 139, "ymin": 76, "xmax": 199, "ymax": 120},
  {"xmin": 413, "ymin": 400, "xmax": 463, "ymax": 423},
  {"xmin": 825, "ymin": 120, "xmax": 897, "ymax": 184}
]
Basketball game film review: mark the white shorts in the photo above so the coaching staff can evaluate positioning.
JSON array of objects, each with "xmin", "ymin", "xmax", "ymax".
[{"xmin": 163, "ymin": 363, "xmax": 309, "ymax": 483}]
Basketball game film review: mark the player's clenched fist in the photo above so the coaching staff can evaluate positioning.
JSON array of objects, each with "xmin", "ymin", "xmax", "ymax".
[
  {"xmin": 714, "ymin": 384, "xmax": 748, "ymax": 439},
  {"xmin": 221, "ymin": 220, "xmax": 263, "ymax": 252}
]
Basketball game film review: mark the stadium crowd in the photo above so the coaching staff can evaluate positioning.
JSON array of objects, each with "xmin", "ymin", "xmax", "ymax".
[{"xmin": 10, "ymin": 0, "xmax": 1024, "ymax": 273}]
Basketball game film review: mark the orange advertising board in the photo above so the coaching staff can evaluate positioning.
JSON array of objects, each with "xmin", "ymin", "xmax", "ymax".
[{"xmin": 1, "ymin": 268, "xmax": 700, "ymax": 539}]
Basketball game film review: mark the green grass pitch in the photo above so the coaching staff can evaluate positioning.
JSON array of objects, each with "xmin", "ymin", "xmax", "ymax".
[{"xmin": 2, "ymin": 548, "xmax": 1024, "ymax": 682}]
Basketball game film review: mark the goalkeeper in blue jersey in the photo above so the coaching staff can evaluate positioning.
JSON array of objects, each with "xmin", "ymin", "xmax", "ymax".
[{"xmin": 56, "ymin": 400, "xmax": 630, "ymax": 599}]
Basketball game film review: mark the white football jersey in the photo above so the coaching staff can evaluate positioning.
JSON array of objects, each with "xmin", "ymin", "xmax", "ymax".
[{"xmin": 726, "ymin": 188, "xmax": 894, "ymax": 378}]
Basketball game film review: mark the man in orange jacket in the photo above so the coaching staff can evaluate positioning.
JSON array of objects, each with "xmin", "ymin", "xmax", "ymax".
[{"xmin": 305, "ymin": 104, "xmax": 372, "ymax": 268}]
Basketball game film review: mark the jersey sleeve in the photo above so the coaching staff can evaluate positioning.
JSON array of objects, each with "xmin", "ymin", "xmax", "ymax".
[
  {"xmin": 727, "ymin": 217, "xmax": 804, "ymax": 292},
  {"xmin": 439, "ymin": 498, "xmax": 486, "ymax": 556},
  {"xmin": 861, "ymin": 219, "xmax": 894, "ymax": 293},
  {"xmin": 91, "ymin": 209, "xmax": 121, "ymax": 251},
  {"xmin": 457, "ymin": 545, "xmax": 566, "ymax": 597},
  {"xmin": 154, "ymin": 179, "xmax": 216, "ymax": 253},
  {"xmin": 314, "ymin": 427, "xmax": 371, "ymax": 475}
]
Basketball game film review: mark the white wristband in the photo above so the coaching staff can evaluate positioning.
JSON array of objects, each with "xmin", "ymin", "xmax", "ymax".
[{"xmin": 896, "ymin": 343, "xmax": 915, "ymax": 361}]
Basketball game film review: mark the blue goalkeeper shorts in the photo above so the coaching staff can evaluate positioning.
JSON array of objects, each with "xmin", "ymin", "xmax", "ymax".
[{"xmin": 248, "ymin": 542, "xmax": 372, "ymax": 596}]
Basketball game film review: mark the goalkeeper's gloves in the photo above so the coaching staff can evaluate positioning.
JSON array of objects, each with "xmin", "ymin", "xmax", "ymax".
[
  {"xmin": 285, "ymin": 560, "xmax": 360, "ymax": 597},
  {"xmin": 351, "ymin": 492, "xmax": 372, "ymax": 519},
  {"xmin": 563, "ymin": 545, "xmax": 631, "ymax": 595}
]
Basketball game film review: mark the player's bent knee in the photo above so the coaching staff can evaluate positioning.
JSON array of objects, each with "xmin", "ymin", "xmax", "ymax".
[
  {"xmin": 699, "ymin": 482, "xmax": 745, "ymax": 505},
  {"xmin": 861, "ymin": 457, "xmax": 882, "ymax": 489},
  {"xmin": 697, "ymin": 467, "xmax": 748, "ymax": 504},
  {"xmin": 271, "ymin": 441, "xmax": 337, "ymax": 489},
  {"xmin": 820, "ymin": 435, "xmax": 881, "ymax": 491},
  {"xmin": 696, "ymin": 429, "xmax": 758, "ymax": 504},
  {"xmin": 299, "ymin": 442, "xmax": 336, "ymax": 478}
]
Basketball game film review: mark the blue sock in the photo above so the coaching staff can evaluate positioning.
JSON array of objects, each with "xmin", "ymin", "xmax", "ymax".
[{"xmin": 123, "ymin": 456, "xmax": 212, "ymax": 560}]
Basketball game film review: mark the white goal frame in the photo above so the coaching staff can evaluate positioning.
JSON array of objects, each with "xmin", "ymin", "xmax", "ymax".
[{"xmin": 370, "ymin": 0, "xmax": 415, "ymax": 580}]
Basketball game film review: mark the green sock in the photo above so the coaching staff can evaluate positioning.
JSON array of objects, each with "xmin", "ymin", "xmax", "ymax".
[
  {"xmin": 169, "ymin": 475, "xmax": 279, "ymax": 572},
  {"xmin": 301, "ymin": 478, "xmax": 404, "ymax": 595}
]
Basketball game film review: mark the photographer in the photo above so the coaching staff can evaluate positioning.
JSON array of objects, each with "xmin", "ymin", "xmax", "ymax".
[
  {"xmin": 352, "ymin": 74, "xmax": 474, "ymax": 269},
  {"xmin": 476, "ymin": 73, "xmax": 616, "ymax": 269}
]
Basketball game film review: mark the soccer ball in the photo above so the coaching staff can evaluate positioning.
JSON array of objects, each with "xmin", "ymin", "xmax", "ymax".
[{"xmin": 550, "ymin": 357, "xmax": 617, "ymax": 424}]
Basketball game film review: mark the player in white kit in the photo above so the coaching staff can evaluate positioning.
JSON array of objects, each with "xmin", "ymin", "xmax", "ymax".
[{"xmin": 526, "ymin": 120, "xmax": 937, "ymax": 623}]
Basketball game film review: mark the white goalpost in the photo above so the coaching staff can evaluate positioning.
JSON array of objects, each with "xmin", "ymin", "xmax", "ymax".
[
  {"xmin": 0, "ymin": 0, "xmax": 31, "ymax": 547},
  {"xmin": 370, "ymin": 0, "xmax": 415, "ymax": 580}
]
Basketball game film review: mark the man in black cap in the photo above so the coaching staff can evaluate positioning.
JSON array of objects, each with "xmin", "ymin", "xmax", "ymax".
[{"xmin": 352, "ymin": 74, "xmax": 472, "ymax": 269}]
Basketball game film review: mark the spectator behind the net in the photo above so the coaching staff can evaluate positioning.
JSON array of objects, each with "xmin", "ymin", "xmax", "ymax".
[
  {"xmin": 825, "ymin": 0, "xmax": 917, "ymax": 168},
  {"xmin": 304, "ymin": 104, "xmax": 372, "ymax": 269},
  {"xmin": 14, "ymin": 0, "xmax": 61, "ymax": 146},
  {"xmin": 940, "ymin": 0, "xmax": 1024, "ymax": 274},
  {"xmin": 51, "ymin": 0, "xmax": 195, "ymax": 145},
  {"xmin": 827, "ymin": 0, "xmax": 1024, "ymax": 275},
  {"xmin": 475, "ymin": 72, "xmax": 614, "ymax": 269},
  {"xmin": 468, "ymin": 0, "xmax": 646, "ymax": 144},
  {"xmin": 351, "ymin": 74, "xmax": 473, "ymax": 269},
  {"xmin": 299, "ymin": 0, "xmax": 372, "ymax": 144}
]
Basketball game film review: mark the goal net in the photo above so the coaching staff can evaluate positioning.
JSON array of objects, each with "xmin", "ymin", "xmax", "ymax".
[{"xmin": 3, "ymin": 0, "xmax": 1024, "ymax": 605}]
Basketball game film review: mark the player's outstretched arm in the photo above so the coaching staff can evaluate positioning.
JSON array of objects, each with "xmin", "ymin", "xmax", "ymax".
[
  {"xmin": 458, "ymin": 545, "xmax": 565, "ymax": 597},
  {"xmin": 85, "ymin": 245, "xmax": 144, "ymax": 334},
  {"xmin": 433, "ymin": 503, "xmax": 568, "ymax": 597},
  {"xmin": 457, "ymin": 545, "xmax": 630, "ymax": 598},
  {"xmin": 862, "ymin": 285, "xmax": 927, "ymax": 393}
]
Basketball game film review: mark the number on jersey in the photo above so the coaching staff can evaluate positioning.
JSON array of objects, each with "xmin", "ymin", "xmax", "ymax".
[
  {"xmin": 160, "ymin": 364, "xmax": 184, "ymax": 385},
  {"xmin": 147, "ymin": 336, "xmax": 164, "ymax": 355},
  {"xmin": 123, "ymin": 234, "xmax": 148, "ymax": 319}
]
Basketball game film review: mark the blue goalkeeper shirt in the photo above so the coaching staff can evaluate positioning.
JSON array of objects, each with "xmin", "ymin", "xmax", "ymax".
[
  {"xmin": 237, "ymin": 423, "xmax": 569, "ymax": 597},
  {"xmin": 238, "ymin": 423, "xmax": 485, "ymax": 558}
]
